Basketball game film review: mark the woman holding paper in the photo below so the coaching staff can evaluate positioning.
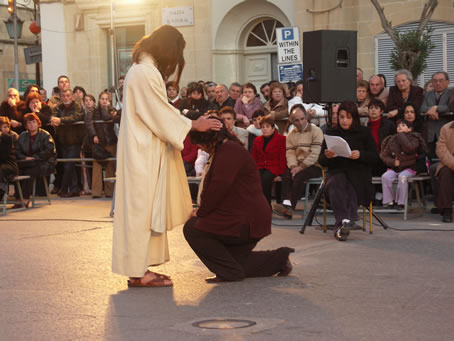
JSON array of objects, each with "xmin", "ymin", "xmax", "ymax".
[{"xmin": 319, "ymin": 101, "xmax": 379, "ymax": 241}]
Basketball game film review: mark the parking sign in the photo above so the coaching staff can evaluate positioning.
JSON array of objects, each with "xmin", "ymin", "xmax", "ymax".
[{"xmin": 276, "ymin": 27, "xmax": 301, "ymax": 64}]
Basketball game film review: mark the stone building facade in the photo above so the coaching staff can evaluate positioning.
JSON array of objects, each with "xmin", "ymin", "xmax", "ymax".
[{"xmin": 30, "ymin": 0, "xmax": 454, "ymax": 97}]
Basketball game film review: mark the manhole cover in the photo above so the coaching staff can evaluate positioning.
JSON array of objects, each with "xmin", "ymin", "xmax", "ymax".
[{"xmin": 192, "ymin": 319, "xmax": 257, "ymax": 330}]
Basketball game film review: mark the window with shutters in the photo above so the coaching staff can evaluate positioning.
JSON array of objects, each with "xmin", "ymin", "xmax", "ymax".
[{"xmin": 375, "ymin": 21, "xmax": 454, "ymax": 86}]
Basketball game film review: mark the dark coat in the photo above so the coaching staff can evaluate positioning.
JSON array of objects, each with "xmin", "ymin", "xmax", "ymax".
[
  {"xmin": 386, "ymin": 85, "xmax": 424, "ymax": 114},
  {"xmin": 208, "ymin": 96, "xmax": 236, "ymax": 112},
  {"xmin": 52, "ymin": 101, "xmax": 85, "ymax": 145},
  {"xmin": 0, "ymin": 100, "xmax": 26, "ymax": 134},
  {"xmin": 319, "ymin": 125, "xmax": 379, "ymax": 206},
  {"xmin": 195, "ymin": 140, "xmax": 271, "ymax": 239},
  {"xmin": 16, "ymin": 129, "xmax": 57, "ymax": 176},
  {"xmin": 179, "ymin": 97, "xmax": 210, "ymax": 115},
  {"xmin": 84, "ymin": 106, "xmax": 120, "ymax": 147},
  {"xmin": 0, "ymin": 133, "xmax": 19, "ymax": 181},
  {"xmin": 380, "ymin": 132, "xmax": 428, "ymax": 172},
  {"xmin": 21, "ymin": 104, "xmax": 55, "ymax": 137},
  {"xmin": 251, "ymin": 131, "xmax": 287, "ymax": 176}
]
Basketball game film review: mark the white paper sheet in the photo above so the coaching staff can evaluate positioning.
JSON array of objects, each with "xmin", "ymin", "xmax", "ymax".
[{"xmin": 324, "ymin": 135, "xmax": 352, "ymax": 158}]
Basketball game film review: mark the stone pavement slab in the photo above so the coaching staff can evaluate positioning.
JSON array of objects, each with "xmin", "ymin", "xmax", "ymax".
[{"xmin": 0, "ymin": 197, "xmax": 454, "ymax": 340}]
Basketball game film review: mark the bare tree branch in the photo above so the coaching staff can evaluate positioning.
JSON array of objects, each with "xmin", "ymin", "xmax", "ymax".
[
  {"xmin": 370, "ymin": 0, "xmax": 397, "ymax": 45},
  {"xmin": 418, "ymin": 0, "xmax": 438, "ymax": 36}
]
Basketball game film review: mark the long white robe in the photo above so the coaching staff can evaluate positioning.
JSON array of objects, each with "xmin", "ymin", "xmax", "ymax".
[{"xmin": 112, "ymin": 54, "xmax": 192, "ymax": 277}]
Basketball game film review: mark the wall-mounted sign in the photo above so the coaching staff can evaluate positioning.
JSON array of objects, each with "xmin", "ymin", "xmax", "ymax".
[
  {"xmin": 276, "ymin": 27, "xmax": 301, "ymax": 64},
  {"xmin": 278, "ymin": 63, "xmax": 303, "ymax": 83},
  {"xmin": 8, "ymin": 78, "xmax": 36, "ymax": 93},
  {"xmin": 162, "ymin": 7, "xmax": 194, "ymax": 27}
]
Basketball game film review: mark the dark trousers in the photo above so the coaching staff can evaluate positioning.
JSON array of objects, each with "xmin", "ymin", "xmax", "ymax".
[
  {"xmin": 61, "ymin": 144, "xmax": 81, "ymax": 193},
  {"xmin": 16, "ymin": 164, "xmax": 43, "ymax": 200},
  {"xmin": 259, "ymin": 169, "xmax": 281, "ymax": 205},
  {"xmin": 281, "ymin": 165, "xmax": 322, "ymax": 209},
  {"xmin": 325, "ymin": 172, "xmax": 359, "ymax": 226},
  {"xmin": 436, "ymin": 166, "xmax": 454, "ymax": 212},
  {"xmin": 183, "ymin": 217, "xmax": 291, "ymax": 281}
]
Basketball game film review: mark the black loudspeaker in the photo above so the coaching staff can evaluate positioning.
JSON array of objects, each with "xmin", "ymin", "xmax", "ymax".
[{"xmin": 303, "ymin": 30, "xmax": 357, "ymax": 103}]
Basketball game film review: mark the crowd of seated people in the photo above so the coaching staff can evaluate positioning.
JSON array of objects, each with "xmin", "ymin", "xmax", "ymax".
[{"xmin": 1, "ymin": 67, "xmax": 454, "ymax": 227}]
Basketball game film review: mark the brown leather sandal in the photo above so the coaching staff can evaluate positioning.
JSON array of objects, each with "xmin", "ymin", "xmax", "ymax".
[{"xmin": 127, "ymin": 274, "xmax": 173, "ymax": 287}]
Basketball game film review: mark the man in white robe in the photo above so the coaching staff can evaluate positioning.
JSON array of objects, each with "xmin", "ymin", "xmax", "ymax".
[{"xmin": 112, "ymin": 54, "xmax": 220, "ymax": 285}]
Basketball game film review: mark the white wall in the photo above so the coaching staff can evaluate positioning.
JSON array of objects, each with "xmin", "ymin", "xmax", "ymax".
[{"xmin": 40, "ymin": 2, "xmax": 68, "ymax": 92}]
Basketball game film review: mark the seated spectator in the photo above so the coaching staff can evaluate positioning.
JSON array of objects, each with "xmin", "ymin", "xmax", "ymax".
[
  {"xmin": 234, "ymin": 82, "xmax": 263, "ymax": 128},
  {"xmin": 435, "ymin": 121, "xmax": 454, "ymax": 222},
  {"xmin": 263, "ymin": 82, "xmax": 289, "ymax": 133},
  {"xmin": 287, "ymin": 83, "xmax": 325, "ymax": 123},
  {"xmin": 22, "ymin": 84, "xmax": 40, "ymax": 102},
  {"xmin": 204, "ymin": 82, "xmax": 216, "ymax": 103},
  {"xmin": 251, "ymin": 115, "xmax": 286, "ymax": 205},
  {"xmin": 378, "ymin": 73, "xmax": 387, "ymax": 88},
  {"xmin": 84, "ymin": 91, "xmax": 119, "ymax": 198},
  {"xmin": 321, "ymin": 103, "xmax": 339, "ymax": 133},
  {"xmin": 367, "ymin": 98, "xmax": 395, "ymax": 204},
  {"xmin": 247, "ymin": 110, "xmax": 266, "ymax": 152},
  {"xmin": 0, "ymin": 117, "xmax": 19, "ymax": 200},
  {"xmin": 22, "ymin": 93, "xmax": 54, "ymax": 137},
  {"xmin": 260, "ymin": 82, "xmax": 271, "ymax": 101},
  {"xmin": 367, "ymin": 99, "xmax": 395, "ymax": 156},
  {"xmin": 369, "ymin": 75, "xmax": 389, "ymax": 105},
  {"xmin": 356, "ymin": 67, "xmax": 363, "ymax": 81},
  {"xmin": 380, "ymin": 119, "xmax": 428, "ymax": 209},
  {"xmin": 15, "ymin": 113, "xmax": 56, "ymax": 208},
  {"xmin": 184, "ymin": 119, "xmax": 294, "ymax": 282},
  {"xmin": 357, "ymin": 80, "xmax": 371, "ymax": 124},
  {"xmin": 421, "ymin": 72, "xmax": 452, "ymax": 159},
  {"xmin": 386, "ymin": 69, "xmax": 423, "ymax": 120},
  {"xmin": 398, "ymin": 102, "xmax": 423, "ymax": 135},
  {"xmin": 73, "ymin": 86, "xmax": 86, "ymax": 107},
  {"xmin": 209, "ymin": 84, "xmax": 236, "ymax": 111},
  {"xmin": 39, "ymin": 88, "xmax": 48, "ymax": 104},
  {"xmin": 273, "ymin": 104, "xmax": 323, "ymax": 218},
  {"xmin": 218, "ymin": 107, "xmax": 248, "ymax": 149},
  {"xmin": 229, "ymin": 82, "xmax": 242, "ymax": 101},
  {"xmin": 319, "ymin": 101, "xmax": 379, "ymax": 241},
  {"xmin": 179, "ymin": 83, "xmax": 210, "ymax": 116},
  {"xmin": 166, "ymin": 81, "xmax": 180, "ymax": 108},
  {"xmin": 284, "ymin": 81, "xmax": 296, "ymax": 100},
  {"xmin": 424, "ymin": 79, "xmax": 434, "ymax": 93},
  {"xmin": 180, "ymin": 86, "xmax": 188, "ymax": 100},
  {"xmin": 0, "ymin": 88, "xmax": 26, "ymax": 134}
]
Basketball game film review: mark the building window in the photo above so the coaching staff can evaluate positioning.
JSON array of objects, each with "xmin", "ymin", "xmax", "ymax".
[
  {"xmin": 246, "ymin": 19, "xmax": 284, "ymax": 47},
  {"xmin": 376, "ymin": 21, "xmax": 454, "ymax": 86}
]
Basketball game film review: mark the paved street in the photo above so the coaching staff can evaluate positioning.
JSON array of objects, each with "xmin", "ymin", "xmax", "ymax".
[{"xmin": 1, "ymin": 196, "xmax": 454, "ymax": 340}]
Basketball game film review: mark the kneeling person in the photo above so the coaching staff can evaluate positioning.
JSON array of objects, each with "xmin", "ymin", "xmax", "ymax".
[
  {"xmin": 274, "ymin": 104, "xmax": 323, "ymax": 218},
  {"xmin": 184, "ymin": 118, "xmax": 294, "ymax": 282}
]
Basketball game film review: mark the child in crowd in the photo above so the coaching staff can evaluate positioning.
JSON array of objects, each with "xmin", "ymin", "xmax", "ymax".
[{"xmin": 380, "ymin": 119, "xmax": 428, "ymax": 209}]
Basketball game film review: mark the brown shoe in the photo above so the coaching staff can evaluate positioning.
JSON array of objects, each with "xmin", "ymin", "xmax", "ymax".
[{"xmin": 272, "ymin": 203, "xmax": 292, "ymax": 219}]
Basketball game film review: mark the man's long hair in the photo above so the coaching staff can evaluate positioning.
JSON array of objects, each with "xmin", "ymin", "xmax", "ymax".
[{"xmin": 132, "ymin": 25, "xmax": 186, "ymax": 85}]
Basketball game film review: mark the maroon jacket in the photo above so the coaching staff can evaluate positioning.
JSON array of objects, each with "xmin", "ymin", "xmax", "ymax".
[
  {"xmin": 251, "ymin": 131, "xmax": 287, "ymax": 176},
  {"xmin": 195, "ymin": 140, "xmax": 271, "ymax": 238}
]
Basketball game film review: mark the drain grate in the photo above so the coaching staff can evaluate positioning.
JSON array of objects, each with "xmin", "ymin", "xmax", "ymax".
[{"xmin": 192, "ymin": 319, "xmax": 257, "ymax": 330}]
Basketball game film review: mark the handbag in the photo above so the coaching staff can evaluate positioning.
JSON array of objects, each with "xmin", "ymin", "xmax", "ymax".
[{"xmin": 92, "ymin": 144, "xmax": 112, "ymax": 161}]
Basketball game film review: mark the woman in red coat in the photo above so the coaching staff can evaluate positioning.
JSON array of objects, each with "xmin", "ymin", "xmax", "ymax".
[
  {"xmin": 251, "ymin": 115, "xmax": 287, "ymax": 205},
  {"xmin": 183, "ymin": 117, "xmax": 294, "ymax": 282}
]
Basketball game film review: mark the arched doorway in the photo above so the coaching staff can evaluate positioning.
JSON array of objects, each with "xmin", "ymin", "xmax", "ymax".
[
  {"xmin": 240, "ymin": 18, "xmax": 284, "ymax": 87},
  {"xmin": 213, "ymin": 1, "xmax": 291, "ymax": 86}
]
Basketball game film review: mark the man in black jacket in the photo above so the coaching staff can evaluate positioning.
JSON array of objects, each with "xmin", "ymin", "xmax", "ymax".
[
  {"xmin": 209, "ymin": 84, "xmax": 236, "ymax": 111},
  {"xmin": 51, "ymin": 89, "xmax": 84, "ymax": 197}
]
